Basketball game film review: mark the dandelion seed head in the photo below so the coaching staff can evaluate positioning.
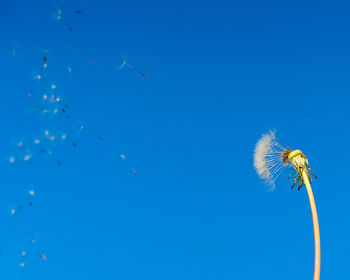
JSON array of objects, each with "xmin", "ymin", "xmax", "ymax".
[{"xmin": 253, "ymin": 130, "xmax": 287, "ymax": 191}]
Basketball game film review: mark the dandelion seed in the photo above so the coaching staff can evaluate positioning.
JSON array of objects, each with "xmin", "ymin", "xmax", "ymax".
[
  {"xmin": 120, "ymin": 154, "xmax": 126, "ymax": 159},
  {"xmin": 29, "ymin": 190, "xmax": 35, "ymax": 196},
  {"xmin": 19, "ymin": 262, "xmax": 25, "ymax": 268},
  {"xmin": 45, "ymin": 130, "xmax": 49, "ymax": 136},
  {"xmin": 9, "ymin": 157, "xmax": 15, "ymax": 164},
  {"xmin": 43, "ymin": 94, "xmax": 48, "ymax": 100},
  {"xmin": 61, "ymin": 134, "xmax": 67, "ymax": 140},
  {"xmin": 18, "ymin": 141, "xmax": 24, "ymax": 147},
  {"xmin": 11, "ymin": 209, "xmax": 16, "ymax": 215},
  {"xmin": 51, "ymin": 84, "xmax": 56, "ymax": 89},
  {"xmin": 39, "ymin": 254, "xmax": 47, "ymax": 261},
  {"xmin": 34, "ymin": 139, "xmax": 40, "ymax": 144},
  {"xmin": 253, "ymin": 130, "xmax": 287, "ymax": 190},
  {"xmin": 21, "ymin": 251, "xmax": 26, "ymax": 257},
  {"xmin": 24, "ymin": 154, "xmax": 32, "ymax": 161}
]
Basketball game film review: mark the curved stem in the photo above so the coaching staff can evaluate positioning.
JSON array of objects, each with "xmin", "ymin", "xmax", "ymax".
[{"xmin": 302, "ymin": 170, "xmax": 321, "ymax": 280}]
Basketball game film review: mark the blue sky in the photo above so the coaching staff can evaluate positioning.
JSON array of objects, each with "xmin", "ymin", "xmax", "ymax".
[{"xmin": 1, "ymin": 0, "xmax": 350, "ymax": 279}]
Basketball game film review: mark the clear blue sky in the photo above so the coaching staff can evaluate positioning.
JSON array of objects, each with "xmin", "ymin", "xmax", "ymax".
[{"xmin": 1, "ymin": 0, "xmax": 350, "ymax": 279}]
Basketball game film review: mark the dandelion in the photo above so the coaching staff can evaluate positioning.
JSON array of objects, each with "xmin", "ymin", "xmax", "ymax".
[{"xmin": 254, "ymin": 130, "xmax": 321, "ymax": 280}]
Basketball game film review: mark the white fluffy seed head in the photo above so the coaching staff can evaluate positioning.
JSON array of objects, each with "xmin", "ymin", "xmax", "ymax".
[{"xmin": 254, "ymin": 131, "xmax": 287, "ymax": 191}]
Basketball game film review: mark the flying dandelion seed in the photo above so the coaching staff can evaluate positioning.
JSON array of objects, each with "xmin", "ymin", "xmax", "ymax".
[
  {"xmin": 253, "ymin": 130, "xmax": 321, "ymax": 280},
  {"xmin": 39, "ymin": 254, "xmax": 47, "ymax": 261},
  {"xmin": 120, "ymin": 154, "xmax": 126, "ymax": 159},
  {"xmin": 24, "ymin": 154, "xmax": 32, "ymax": 162},
  {"xmin": 29, "ymin": 190, "xmax": 35, "ymax": 196},
  {"xmin": 120, "ymin": 56, "xmax": 147, "ymax": 78},
  {"xmin": 34, "ymin": 74, "xmax": 42, "ymax": 80},
  {"xmin": 9, "ymin": 157, "xmax": 16, "ymax": 164}
]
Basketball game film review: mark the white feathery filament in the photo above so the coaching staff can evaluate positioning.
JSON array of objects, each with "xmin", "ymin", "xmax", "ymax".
[{"xmin": 253, "ymin": 131, "xmax": 287, "ymax": 190}]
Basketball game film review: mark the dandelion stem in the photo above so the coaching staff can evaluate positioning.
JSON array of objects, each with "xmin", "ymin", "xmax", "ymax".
[{"xmin": 302, "ymin": 170, "xmax": 321, "ymax": 280}]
